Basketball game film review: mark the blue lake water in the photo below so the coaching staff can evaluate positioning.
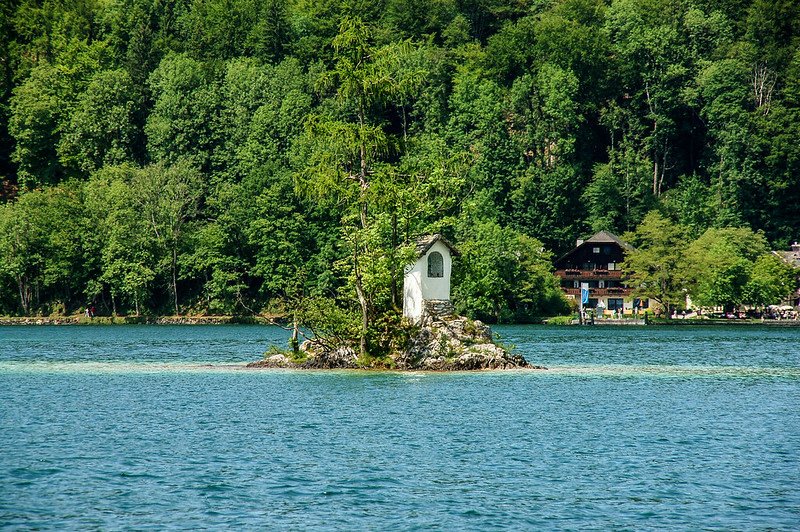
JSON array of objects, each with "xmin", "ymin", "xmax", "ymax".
[{"xmin": 1, "ymin": 325, "xmax": 799, "ymax": 530}]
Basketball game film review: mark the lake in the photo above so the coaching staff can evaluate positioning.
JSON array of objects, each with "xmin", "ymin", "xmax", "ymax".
[{"xmin": 1, "ymin": 325, "xmax": 799, "ymax": 530}]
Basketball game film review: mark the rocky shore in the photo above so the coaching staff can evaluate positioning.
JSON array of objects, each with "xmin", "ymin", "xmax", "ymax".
[{"xmin": 247, "ymin": 314, "xmax": 543, "ymax": 371}]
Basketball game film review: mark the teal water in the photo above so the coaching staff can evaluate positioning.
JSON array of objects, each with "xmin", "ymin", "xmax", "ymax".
[{"xmin": 1, "ymin": 325, "xmax": 799, "ymax": 529}]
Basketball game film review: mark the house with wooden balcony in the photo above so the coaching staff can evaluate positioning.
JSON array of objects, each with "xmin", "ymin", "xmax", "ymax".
[
  {"xmin": 554, "ymin": 230, "xmax": 647, "ymax": 313},
  {"xmin": 773, "ymin": 241, "xmax": 800, "ymax": 307}
]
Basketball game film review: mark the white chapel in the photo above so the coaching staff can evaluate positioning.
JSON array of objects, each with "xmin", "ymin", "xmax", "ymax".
[{"xmin": 403, "ymin": 234, "xmax": 460, "ymax": 323}]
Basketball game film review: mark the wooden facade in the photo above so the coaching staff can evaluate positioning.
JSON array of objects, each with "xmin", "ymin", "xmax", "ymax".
[{"xmin": 554, "ymin": 231, "xmax": 646, "ymax": 312}]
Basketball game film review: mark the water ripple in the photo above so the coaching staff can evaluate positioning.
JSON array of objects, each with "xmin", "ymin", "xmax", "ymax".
[{"xmin": 1, "ymin": 325, "xmax": 799, "ymax": 530}]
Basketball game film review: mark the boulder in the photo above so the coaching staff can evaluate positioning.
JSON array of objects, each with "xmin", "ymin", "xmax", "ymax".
[
  {"xmin": 300, "ymin": 342, "xmax": 359, "ymax": 369},
  {"xmin": 246, "ymin": 353, "xmax": 293, "ymax": 368},
  {"xmin": 394, "ymin": 315, "xmax": 535, "ymax": 370}
]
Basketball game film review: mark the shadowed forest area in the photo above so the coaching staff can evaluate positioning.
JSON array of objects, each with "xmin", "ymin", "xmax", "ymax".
[{"xmin": 0, "ymin": 0, "xmax": 798, "ymax": 325}]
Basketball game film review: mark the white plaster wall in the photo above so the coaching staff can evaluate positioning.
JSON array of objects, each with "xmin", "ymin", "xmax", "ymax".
[
  {"xmin": 420, "ymin": 240, "xmax": 452, "ymax": 301},
  {"xmin": 402, "ymin": 240, "xmax": 454, "ymax": 321},
  {"xmin": 403, "ymin": 269, "xmax": 423, "ymax": 321}
]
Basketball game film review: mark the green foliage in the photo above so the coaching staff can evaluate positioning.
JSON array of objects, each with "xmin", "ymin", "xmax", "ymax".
[
  {"xmin": 296, "ymin": 296, "xmax": 361, "ymax": 351},
  {"xmin": 546, "ymin": 315, "xmax": 576, "ymax": 326},
  {"xmin": 0, "ymin": 182, "xmax": 85, "ymax": 313},
  {"xmin": 9, "ymin": 64, "xmax": 66, "ymax": 188},
  {"xmin": 744, "ymin": 253, "xmax": 798, "ymax": 308},
  {"xmin": 84, "ymin": 165, "xmax": 156, "ymax": 315},
  {"xmin": 621, "ymin": 211, "xmax": 688, "ymax": 312},
  {"xmin": 131, "ymin": 160, "xmax": 203, "ymax": 314},
  {"xmin": 682, "ymin": 227, "xmax": 770, "ymax": 311},
  {"xmin": 454, "ymin": 219, "xmax": 569, "ymax": 322},
  {"xmin": 145, "ymin": 54, "xmax": 219, "ymax": 170},
  {"xmin": 59, "ymin": 69, "xmax": 141, "ymax": 174},
  {"xmin": 177, "ymin": 0, "xmax": 291, "ymax": 62},
  {"xmin": 2, "ymin": 0, "xmax": 799, "ymax": 323}
]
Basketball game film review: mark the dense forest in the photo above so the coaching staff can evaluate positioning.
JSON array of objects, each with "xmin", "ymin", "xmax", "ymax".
[{"xmin": 0, "ymin": 0, "xmax": 799, "ymax": 330}]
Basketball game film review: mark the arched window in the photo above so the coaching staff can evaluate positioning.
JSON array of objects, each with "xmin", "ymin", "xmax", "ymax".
[{"xmin": 428, "ymin": 251, "xmax": 444, "ymax": 278}]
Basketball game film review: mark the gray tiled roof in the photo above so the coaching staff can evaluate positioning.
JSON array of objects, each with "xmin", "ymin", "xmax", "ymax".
[
  {"xmin": 583, "ymin": 230, "xmax": 634, "ymax": 251},
  {"xmin": 414, "ymin": 234, "xmax": 460, "ymax": 257},
  {"xmin": 774, "ymin": 250, "xmax": 800, "ymax": 268}
]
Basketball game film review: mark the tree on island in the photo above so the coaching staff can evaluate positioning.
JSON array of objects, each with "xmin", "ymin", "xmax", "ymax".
[{"xmin": 295, "ymin": 17, "xmax": 424, "ymax": 359}]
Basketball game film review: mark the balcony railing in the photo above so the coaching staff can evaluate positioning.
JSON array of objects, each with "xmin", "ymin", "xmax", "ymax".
[
  {"xmin": 563, "ymin": 287, "xmax": 632, "ymax": 297},
  {"xmin": 556, "ymin": 269, "xmax": 623, "ymax": 280}
]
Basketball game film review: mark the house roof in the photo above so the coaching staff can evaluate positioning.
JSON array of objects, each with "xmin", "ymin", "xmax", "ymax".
[
  {"xmin": 774, "ymin": 250, "xmax": 800, "ymax": 268},
  {"xmin": 583, "ymin": 230, "xmax": 635, "ymax": 251},
  {"xmin": 414, "ymin": 234, "xmax": 460, "ymax": 258},
  {"xmin": 555, "ymin": 230, "xmax": 634, "ymax": 266}
]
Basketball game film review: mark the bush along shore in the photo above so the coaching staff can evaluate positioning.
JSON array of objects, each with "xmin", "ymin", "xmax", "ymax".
[{"xmin": 247, "ymin": 313, "xmax": 543, "ymax": 371}]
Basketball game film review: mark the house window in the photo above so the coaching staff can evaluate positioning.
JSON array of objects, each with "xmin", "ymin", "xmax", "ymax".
[
  {"xmin": 573, "ymin": 281, "xmax": 580, "ymax": 288},
  {"xmin": 599, "ymin": 281, "xmax": 605, "ymax": 288},
  {"xmin": 428, "ymin": 251, "xmax": 444, "ymax": 278},
  {"xmin": 593, "ymin": 247, "xmax": 601, "ymax": 254},
  {"xmin": 607, "ymin": 298, "xmax": 624, "ymax": 310}
]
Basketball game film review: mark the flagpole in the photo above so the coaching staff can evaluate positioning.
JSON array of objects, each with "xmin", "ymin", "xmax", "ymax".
[{"xmin": 579, "ymin": 283, "xmax": 589, "ymax": 325}]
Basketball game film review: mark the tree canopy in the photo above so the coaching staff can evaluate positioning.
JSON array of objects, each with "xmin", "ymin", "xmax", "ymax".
[{"xmin": 0, "ymin": 0, "xmax": 799, "ymax": 331}]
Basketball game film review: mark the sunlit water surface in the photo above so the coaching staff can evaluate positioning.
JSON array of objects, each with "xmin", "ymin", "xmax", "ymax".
[{"xmin": 2, "ymin": 325, "xmax": 799, "ymax": 529}]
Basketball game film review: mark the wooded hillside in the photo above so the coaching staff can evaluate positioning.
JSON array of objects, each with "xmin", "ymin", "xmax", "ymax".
[{"xmin": 0, "ymin": 0, "xmax": 798, "ymax": 321}]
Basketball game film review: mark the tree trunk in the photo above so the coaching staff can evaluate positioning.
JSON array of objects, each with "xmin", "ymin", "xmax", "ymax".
[
  {"xmin": 645, "ymin": 81, "xmax": 661, "ymax": 197},
  {"xmin": 17, "ymin": 277, "xmax": 29, "ymax": 315},
  {"xmin": 358, "ymin": 104, "xmax": 369, "ymax": 230},
  {"xmin": 171, "ymin": 245, "xmax": 179, "ymax": 315},
  {"xmin": 390, "ymin": 210, "xmax": 398, "ymax": 309},
  {"xmin": 291, "ymin": 314, "xmax": 299, "ymax": 354},
  {"xmin": 653, "ymin": 154, "xmax": 659, "ymax": 196},
  {"xmin": 353, "ymin": 246, "xmax": 368, "ymax": 360},
  {"xmin": 355, "ymin": 101, "xmax": 369, "ymax": 359}
]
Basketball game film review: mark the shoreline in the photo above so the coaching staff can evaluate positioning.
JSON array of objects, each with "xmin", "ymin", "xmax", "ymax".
[
  {"xmin": 2, "ymin": 315, "xmax": 800, "ymax": 327},
  {"xmin": 648, "ymin": 318, "xmax": 800, "ymax": 327},
  {"xmin": 0, "ymin": 315, "xmax": 283, "ymax": 326},
  {"xmin": 242, "ymin": 362, "xmax": 548, "ymax": 372}
]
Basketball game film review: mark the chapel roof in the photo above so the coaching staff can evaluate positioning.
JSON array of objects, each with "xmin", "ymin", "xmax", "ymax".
[{"xmin": 414, "ymin": 234, "xmax": 460, "ymax": 258}]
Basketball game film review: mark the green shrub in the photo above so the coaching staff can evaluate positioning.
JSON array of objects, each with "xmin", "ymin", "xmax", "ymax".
[{"xmin": 545, "ymin": 315, "xmax": 576, "ymax": 326}]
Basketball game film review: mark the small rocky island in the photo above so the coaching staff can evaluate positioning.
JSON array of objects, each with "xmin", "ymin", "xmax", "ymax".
[
  {"xmin": 247, "ymin": 234, "xmax": 540, "ymax": 371},
  {"xmin": 247, "ymin": 311, "xmax": 534, "ymax": 370}
]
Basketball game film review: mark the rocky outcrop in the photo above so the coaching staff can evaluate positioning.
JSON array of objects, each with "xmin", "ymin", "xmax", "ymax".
[
  {"xmin": 247, "ymin": 353, "xmax": 295, "ymax": 368},
  {"xmin": 247, "ymin": 314, "xmax": 543, "ymax": 371},
  {"xmin": 394, "ymin": 315, "xmax": 534, "ymax": 370},
  {"xmin": 246, "ymin": 341, "xmax": 359, "ymax": 369}
]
